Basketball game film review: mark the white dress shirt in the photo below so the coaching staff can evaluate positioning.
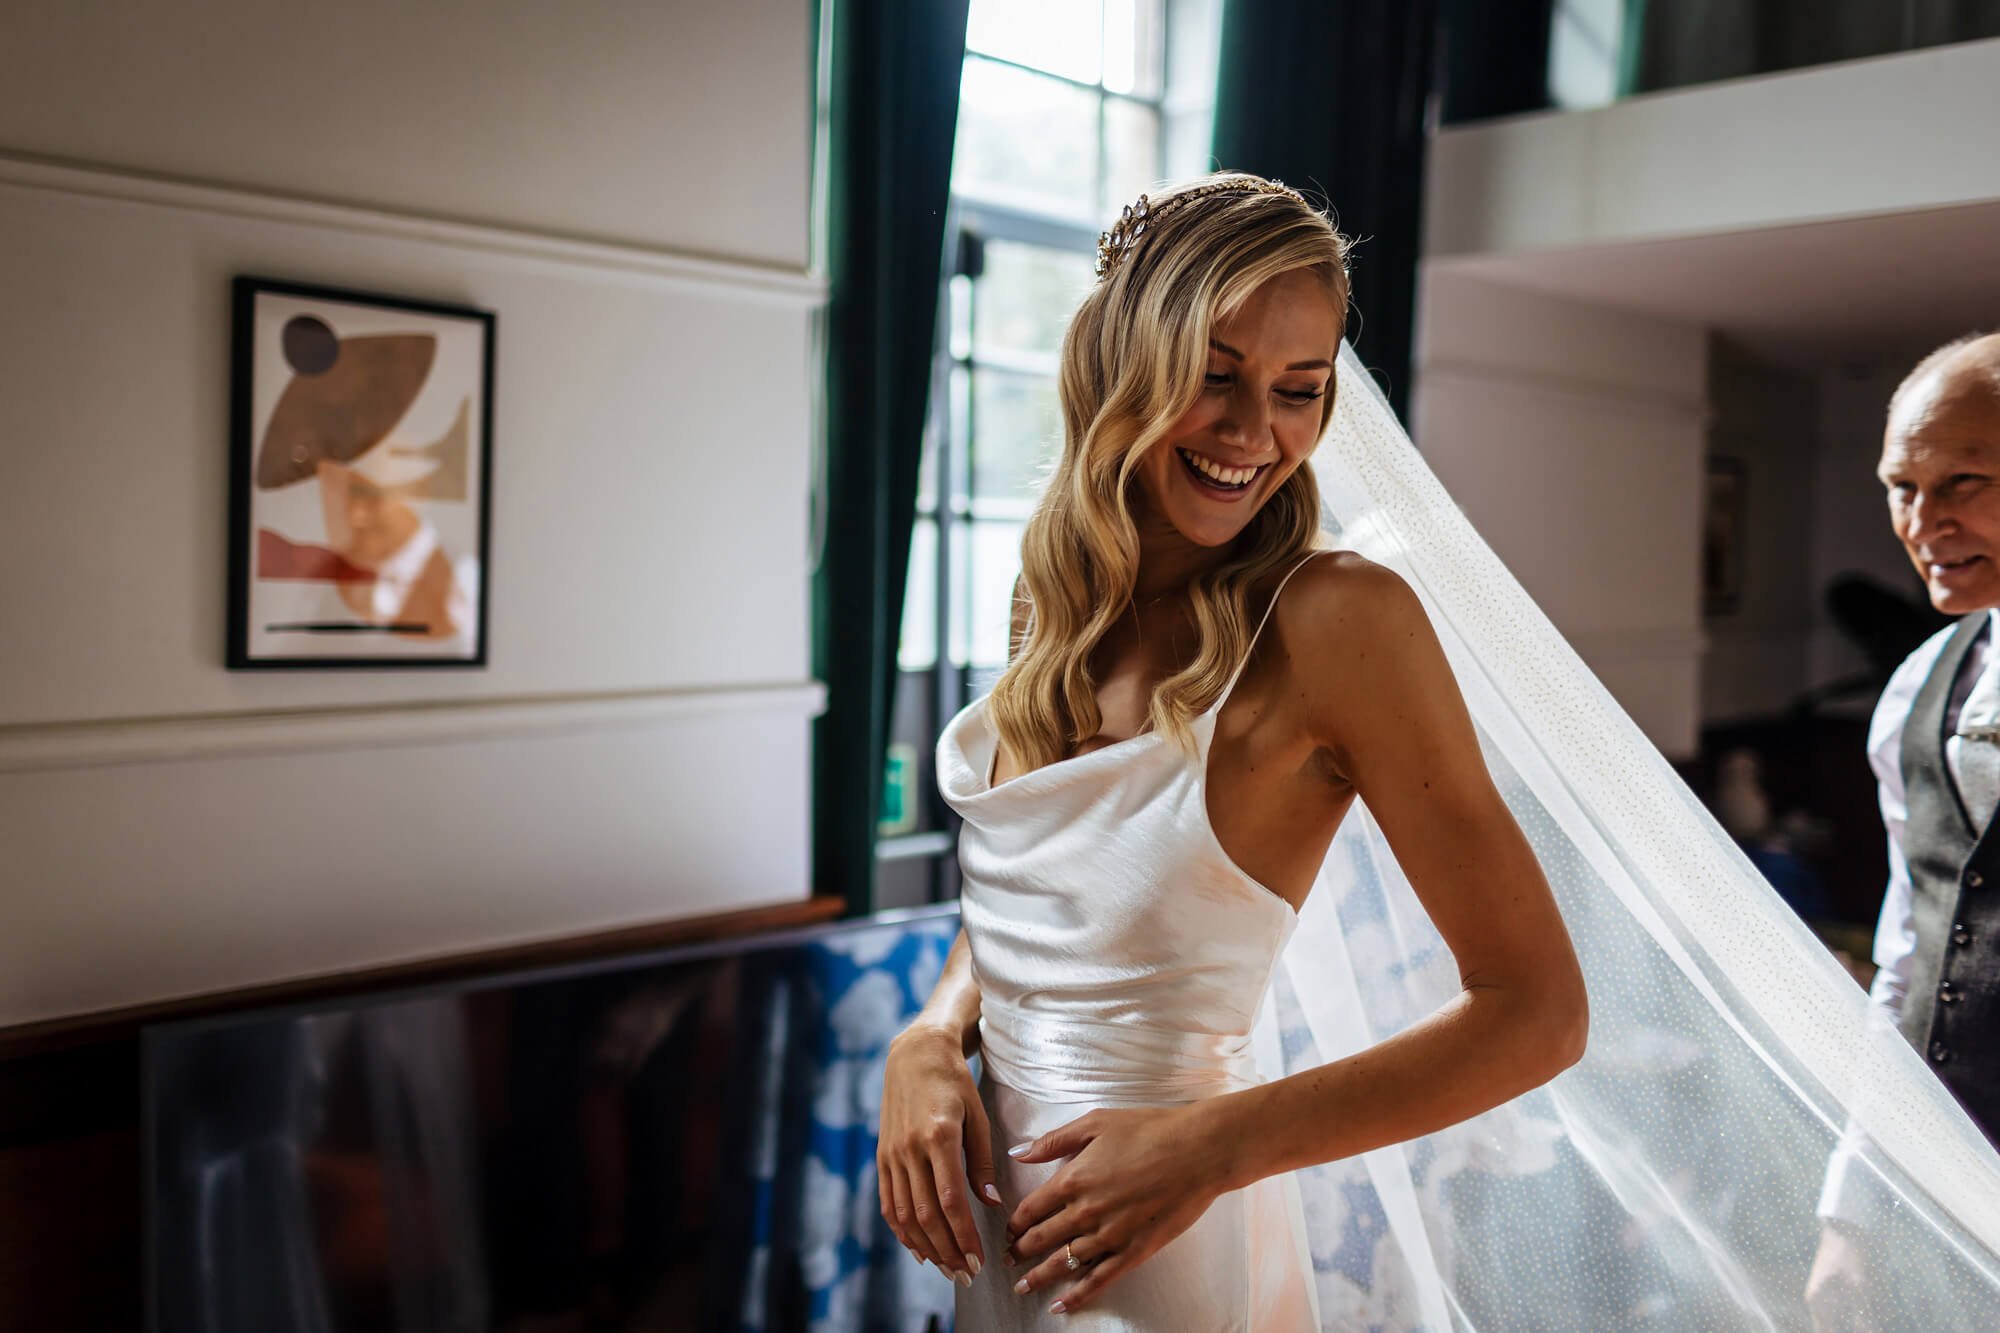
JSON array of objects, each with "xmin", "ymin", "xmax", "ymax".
[{"xmin": 1818, "ymin": 608, "xmax": 2000, "ymax": 1224}]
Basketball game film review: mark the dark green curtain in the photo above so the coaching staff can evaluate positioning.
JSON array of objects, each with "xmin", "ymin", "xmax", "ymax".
[
  {"xmin": 1438, "ymin": 0, "xmax": 1557, "ymax": 124},
  {"xmin": 1210, "ymin": 0, "xmax": 1439, "ymax": 422},
  {"xmin": 813, "ymin": 0, "xmax": 970, "ymax": 915}
]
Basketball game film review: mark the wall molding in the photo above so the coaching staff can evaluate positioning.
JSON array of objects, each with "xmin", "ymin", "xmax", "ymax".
[
  {"xmin": 0, "ymin": 681, "xmax": 827, "ymax": 774},
  {"xmin": 1417, "ymin": 359, "xmax": 1711, "ymax": 427},
  {"xmin": 0, "ymin": 150, "xmax": 827, "ymax": 308}
]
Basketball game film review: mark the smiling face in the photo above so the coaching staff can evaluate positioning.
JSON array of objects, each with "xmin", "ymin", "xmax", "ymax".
[
  {"xmin": 1879, "ymin": 339, "xmax": 2000, "ymax": 615},
  {"xmin": 1129, "ymin": 267, "xmax": 1340, "ymax": 549}
]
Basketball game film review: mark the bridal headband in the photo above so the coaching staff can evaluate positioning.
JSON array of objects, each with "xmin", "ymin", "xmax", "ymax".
[{"xmin": 1092, "ymin": 177, "xmax": 1310, "ymax": 280}]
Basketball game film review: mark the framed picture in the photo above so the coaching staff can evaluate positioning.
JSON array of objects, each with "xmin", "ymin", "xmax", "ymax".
[
  {"xmin": 227, "ymin": 277, "xmax": 495, "ymax": 668},
  {"xmin": 1703, "ymin": 456, "xmax": 1746, "ymax": 618}
]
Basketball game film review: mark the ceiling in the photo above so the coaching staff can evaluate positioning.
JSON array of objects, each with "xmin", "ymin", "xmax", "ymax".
[{"xmin": 1427, "ymin": 197, "xmax": 2000, "ymax": 371}]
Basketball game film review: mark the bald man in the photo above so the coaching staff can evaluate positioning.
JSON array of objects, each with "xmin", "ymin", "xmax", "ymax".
[{"xmin": 1807, "ymin": 332, "xmax": 2000, "ymax": 1324}]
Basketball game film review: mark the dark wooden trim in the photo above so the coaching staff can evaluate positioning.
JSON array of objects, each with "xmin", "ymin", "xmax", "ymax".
[{"xmin": 0, "ymin": 894, "xmax": 847, "ymax": 1061}]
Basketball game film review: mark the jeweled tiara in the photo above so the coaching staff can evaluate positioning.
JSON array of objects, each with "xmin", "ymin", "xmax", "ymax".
[{"xmin": 1093, "ymin": 177, "xmax": 1309, "ymax": 280}]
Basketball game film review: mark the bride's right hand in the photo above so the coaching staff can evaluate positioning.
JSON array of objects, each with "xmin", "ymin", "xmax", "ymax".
[{"xmin": 878, "ymin": 1022, "xmax": 1002, "ymax": 1284}]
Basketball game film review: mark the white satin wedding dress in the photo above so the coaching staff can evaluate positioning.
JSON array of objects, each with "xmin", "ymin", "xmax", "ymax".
[{"xmin": 936, "ymin": 552, "xmax": 1324, "ymax": 1331}]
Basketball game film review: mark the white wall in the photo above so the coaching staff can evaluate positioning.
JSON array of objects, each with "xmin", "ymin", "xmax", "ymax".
[
  {"xmin": 1427, "ymin": 36, "xmax": 2000, "ymax": 261},
  {"xmin": 1699, "ymin": 343, "xmax": 1816, "ymax": 723},
  {"xmin": 0, "ymin": 1, "xmax": 821, "ymax": 1026},
  {"xmin": 1412, "ymin": 271, "xmax": 1708, "ymax": 758},
  {"xmin": 1697, "ymin": 354, "xmax": 1928, "ymax": 714},
  {"xmin": 0, "ymin": 2, "xmax": 808, "ymax": 268},
  {"xmin": 1419, "ymin": 37, "xmax": 2000, "ymax": 744}
]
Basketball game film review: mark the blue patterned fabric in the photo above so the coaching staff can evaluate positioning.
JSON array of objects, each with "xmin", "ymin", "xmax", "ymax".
[{"xmin": 738, "ymin": 911, "xmax": 963, "ymax": 1332}]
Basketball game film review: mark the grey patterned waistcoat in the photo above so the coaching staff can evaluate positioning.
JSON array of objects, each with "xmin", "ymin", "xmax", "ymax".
[{"xmin": 1899, "ymin": 610, "xmax": 2000, "ymax": 1140}]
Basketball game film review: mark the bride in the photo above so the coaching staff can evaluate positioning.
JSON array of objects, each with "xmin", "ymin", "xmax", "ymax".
[
  {"xmin": 877, "ymin": 173, "xmax": 1586, "ymax": 1327},
  {"xmin": 878, "ymin": 172, "xmax": 2000, "ymax": 1330}
]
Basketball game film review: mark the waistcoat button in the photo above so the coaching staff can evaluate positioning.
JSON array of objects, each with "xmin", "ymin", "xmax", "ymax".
[
  {"xmin": 1969, "ymin": 871, "xmax": 1985, "ymax": 889},
  {"xmin": 1954, "ymin": 922, "xmax": 1973, "ymax": 946},
  {"xmin": 1941, "ymin": 980, "xmax": 1962, "ymax": 1004},
  {"xmin": 1931, "ymin": 1041, "xmax": 1953, "ymax": 1063}
]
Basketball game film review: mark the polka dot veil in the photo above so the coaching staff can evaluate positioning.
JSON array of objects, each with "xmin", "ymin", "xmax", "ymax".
[{"xmin": 1245, "ymin": 343, "xmax": 2000, "ymax": 1328}]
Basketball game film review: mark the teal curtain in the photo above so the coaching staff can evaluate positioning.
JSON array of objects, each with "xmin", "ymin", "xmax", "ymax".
[
  {"xmin": 812, "ymin": 0, "xmax": 970, "ymax": 915},
  {"xmin": 1437, "ymin": 0, "xmax": 1556, "ymax": 124},
  {"xmin": 1210, "ymin": 0, "xmax": 1438, "ymax": 422}
]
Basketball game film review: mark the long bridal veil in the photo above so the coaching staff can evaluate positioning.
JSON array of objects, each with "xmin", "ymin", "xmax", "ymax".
[{"xmin": 1246, "ymin": 342, "xmax": 2000, "ymax": 1330}]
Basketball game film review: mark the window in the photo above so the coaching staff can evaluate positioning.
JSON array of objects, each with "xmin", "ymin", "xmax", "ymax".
[
  {"xmin": 874, "ymin": 0, "xmax": 1222, "ymax": 909},
  {"xmin": 1546, "ymin": 0, "xmax": 1623, "ymax": 111}
]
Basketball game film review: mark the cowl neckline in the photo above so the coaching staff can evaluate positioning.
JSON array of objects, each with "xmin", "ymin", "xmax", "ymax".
[
  {"xmin": 938, "ymin": 692, "xmax": 1299, "ymax": 924},
  {"xmin": 938, "ymin": 551, "xmax": 1325, "ymax": 924},
  {"xmin": 940, "ymin": 690, "xmax": 1214, "ymax": 801}
]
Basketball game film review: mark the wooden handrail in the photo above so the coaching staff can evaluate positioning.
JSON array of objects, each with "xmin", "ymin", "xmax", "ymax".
[{"xmin": 0, "ymin": 894, "xmax": 848, "ymax": 1061}]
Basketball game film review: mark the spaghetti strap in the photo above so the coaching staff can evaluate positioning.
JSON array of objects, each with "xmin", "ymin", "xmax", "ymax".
[{"xmin": 1215, "ymin": 549, "xmax": 1324, "ymax": 712}]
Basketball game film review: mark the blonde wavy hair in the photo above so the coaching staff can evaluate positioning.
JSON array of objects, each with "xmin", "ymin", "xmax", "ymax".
[{"xmin": 985, "ymin": 171, "xmax": 1352, "ymax": 772}]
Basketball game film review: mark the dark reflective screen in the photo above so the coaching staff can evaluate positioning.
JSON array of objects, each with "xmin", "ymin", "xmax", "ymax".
[{"xmin": 145, "ymin": 908, "xmax": 962, "ymax": 1333}]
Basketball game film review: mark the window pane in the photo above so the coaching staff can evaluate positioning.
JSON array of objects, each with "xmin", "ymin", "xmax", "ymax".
[
  {"xmin": 954, "ymin": 59, "xmax": 1099, "ymax": 220},
  {"xmin": 970, "ymin": 368, "xmax": 1062, "ymax": 503},
  {"xmin": 881, "ymin": 689, "xmax": 931, "ymax": 841},
  {"xmin": 966, "ymin": 0, "xmax": 1104, "ymax": 84},
  {"xmin": 1160, "ymin": 0, "xmax": 1223, "ymax": 178},
  {"xmin": 948, "ymin": 366, "xmax": 972, "ymax": 508},
  {"xmin": 1164, "ymin": 0, "xmax": 1223, "ymax": 90},
  {"xmin": 916, "ymin": 420, "xmax": 938, "ymax": 511},
  {"xmin": 1102, "ymin": 0, "xmax": 1164, "ymax": 96},
  {"xmin": 1103, "ymin": 98, "xmax": 1161, "ymax": 216},
  {"xmin": 900, "ymin": 515, "xmax": 938, "ymax": 671},
  {"xmin": 948, "ymin": 272, "xmax": 973, "ymax": 361},
  {"xmin": 969, "ymin": 519, "xmax": 1027, "ymax": 670},
  {"xmin": 973, "ymin": 240, "xmax": 1094, "ymax": 363},
  {"xmin": 966, "ymin": 663, "xmax": 1006, "ymax": 702},
  {"xmin": 1547, "ymin": 1, "xmax": 1624, "ymax": 111},
  {"xmin": 1161, "ymin": 105, "xmax": 1212, "ymax": 182},
  {"xmin": 948, "ymin": 512, "xmax": 970, "ymax": 667}
]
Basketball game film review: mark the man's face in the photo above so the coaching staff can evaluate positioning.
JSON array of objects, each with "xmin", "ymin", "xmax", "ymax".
[{"xmin": 1879, "ymin": 361, "xmax": 2000, "ymax": 615}]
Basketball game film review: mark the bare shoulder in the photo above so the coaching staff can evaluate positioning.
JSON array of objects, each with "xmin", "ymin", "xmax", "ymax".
[
  {"xmin": 1272, "ymin": 549, "xmax": 1449, "ymax": 745},
  {"xmin": 1276, "ymin": 549, "xmax": 1427, "ymax": 645}
]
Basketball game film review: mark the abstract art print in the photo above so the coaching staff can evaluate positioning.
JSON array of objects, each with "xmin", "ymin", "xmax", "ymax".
[{"xmin": 227, "ymin": 277, "xmax": 495, "ymax": 668}]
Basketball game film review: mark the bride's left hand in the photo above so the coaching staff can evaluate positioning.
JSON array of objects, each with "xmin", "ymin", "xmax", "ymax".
[{"xmin": 1001, "ymin": 1104, "xmax": 1234, "ymax": 1312}]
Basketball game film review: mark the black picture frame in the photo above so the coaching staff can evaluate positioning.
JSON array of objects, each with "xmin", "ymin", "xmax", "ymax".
[
  {"xmin": 226, "ymin": 276, "xmax": 496, "ymax": 669},
  {"xmin": 1703, "ymin": 456, "xmax": 1746, "ymax": 618}
]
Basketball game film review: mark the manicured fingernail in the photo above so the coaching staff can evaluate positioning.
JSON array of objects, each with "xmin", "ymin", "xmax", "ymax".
[
  {"xmin": 955, "ymin": 1269, "xmax": 973, "ymax": 1288},
  {"xmin": 965, "ymin": 1253, "xmax": 981, "ymax": 1277},
  {"xmin": 1050, "ymin": 1299, "xmax": 1067, "ymax": 1314},
  {"xmin": 1003, "ymin": 1248, "xmax": 1019, "ymax": 1266},
  {"xmin": 1013, "ymin": 1277, "xmax": 1031, "ymax": 1295},
  {"xmin": 1008, "ymin": 1142, "xmax": 1032, "ymax": 1158},
  {"xmin": 982, "ymin": 1182, "xmax": 1003, "ymax": 1204}
]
